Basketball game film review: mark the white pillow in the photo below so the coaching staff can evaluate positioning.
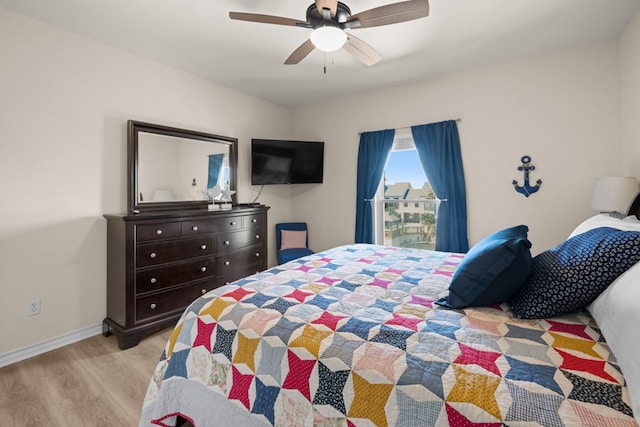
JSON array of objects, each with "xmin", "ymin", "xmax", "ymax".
[
  {"xmin": 569, "ymin": 214, "xmax": 640, "ymax": 421},
  {"xmin": 569, "ymin": 214, "xmax": 640, "ymax": 238},
  {"xmin": 587, "ymin": 264, "xmax": 640, "ymax": 423},
  {"xmin": 575, "ymin": 214, "xmax": 640, "ymax": 421}
]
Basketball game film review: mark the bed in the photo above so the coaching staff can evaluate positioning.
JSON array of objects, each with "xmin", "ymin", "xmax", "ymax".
[{"xmin": 139, "ymin": 216, "xmax": 640, "ymax": 426}]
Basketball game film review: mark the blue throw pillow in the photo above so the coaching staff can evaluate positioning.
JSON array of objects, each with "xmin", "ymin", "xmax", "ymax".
[
  {"xmin": 436, "ymin": 225, "xmax": 532, "ymax": 309},
  {"xmin": 510, "ymin": 227, "xmax": 640, "ymax": 319}
]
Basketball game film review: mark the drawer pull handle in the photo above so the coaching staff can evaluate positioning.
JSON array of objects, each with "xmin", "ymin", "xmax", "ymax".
[
  {"xmin": 192, "ymin": 226, "xmax": 198, "ymax": 231},
  {"xmin": 252, "ymin": 218, "xmax": 257, "ymax": 223},
  {"xmin": 255, "ymin": 252, "xmax": 260, "ymax": 258},
  {"xmin": 150, "ymin": 252, "xmax": 157, "ymax": 259},
  {"xmin": 255, "ymin": 234, "xmax": 260, "ymax": 239},
  {"xmin": 201, "ymin": 244, "xmax": 207, "ymax": 250},
  {"xmin": 150, "ymin": 303, "xmax": 157, "ymax": 310},
  {"xmin": 201, "ymin": 266, "xmax": 207, "ymax": 272},
  {"xmin": 155, "ymin": 229, "xmax": 162, "ymax": 235},
  {"xmin": 201, "ymin": 289, "xmax": 207, "ymax": 294},
  {"xmin": 150, "ymin": 278, "xmax": 157, "ymax": 284},
  {"xmin": 230, "ymin": 221, "xmax": 237, "ymax": 226},
  {"xmin": 224, "ymin": 261, "xmax": 230, "ymax": 266},
  {"xmin": 224, "ymin": 240, "xmax": 230, "ymax": 245}
]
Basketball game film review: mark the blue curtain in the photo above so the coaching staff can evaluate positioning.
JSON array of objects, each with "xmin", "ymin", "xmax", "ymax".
[
  {"xmin": 355, "ymin": 129, "xmax": 395, "ymax": 243},
  {"xmin": 207, "ymin": 154, "xmax": 224, "ymax": 189},
  {"xmin": 411, "ymin": 120, "xmax": 469, "ymax": 253}
]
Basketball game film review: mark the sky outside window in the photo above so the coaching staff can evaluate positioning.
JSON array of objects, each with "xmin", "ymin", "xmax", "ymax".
[{"xmin": 385, "ymin": 150, "xmax": 427, "ymax": 187}]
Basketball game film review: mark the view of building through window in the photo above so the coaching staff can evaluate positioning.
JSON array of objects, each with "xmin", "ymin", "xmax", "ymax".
[{"xmin": 375, "ymin": 139, "xmax": 437, "ymax": 250}]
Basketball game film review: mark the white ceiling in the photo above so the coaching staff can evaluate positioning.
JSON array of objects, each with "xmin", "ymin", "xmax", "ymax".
[{"xmin": 2, "ymin": 0, "xmax": 639, "ymax": 108}]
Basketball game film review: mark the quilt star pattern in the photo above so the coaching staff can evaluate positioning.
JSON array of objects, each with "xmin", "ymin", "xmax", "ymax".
[{"xmin": 140, "ymin": 244, "xmax": 637, "ymax": 427}]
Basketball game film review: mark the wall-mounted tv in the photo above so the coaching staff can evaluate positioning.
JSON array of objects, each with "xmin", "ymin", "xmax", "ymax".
[{"xmin": 251, "ymin": 139, "xmax": 324, "ymax": 185}]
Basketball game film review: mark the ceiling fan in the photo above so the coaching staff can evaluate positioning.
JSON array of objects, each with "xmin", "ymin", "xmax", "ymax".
[{"xmin": 229, "ymin": 0, "xmax": 429, "ymax": 66}]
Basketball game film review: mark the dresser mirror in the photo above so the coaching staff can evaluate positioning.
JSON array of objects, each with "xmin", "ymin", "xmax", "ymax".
[{"xmin": 128, "ymin": 120, "xmax": 238, "ymax": 213}]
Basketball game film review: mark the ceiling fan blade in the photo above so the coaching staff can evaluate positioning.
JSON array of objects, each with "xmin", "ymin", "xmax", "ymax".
[
  {"xmin": 284, "ymin": 39, "xmax": 316, "ymax": 65},
  {"xmin": 315, "ymin": 0, "xmax": 338, "ymax": 17},
  {"xmin": 343, "ymin": 34, "xmax": 382, "ymax": 66},
  {"xmin": 229, "ymin": 12, "xmax": 307, "ymax": 27},
  {"xmin": 349, "ymin": 0, "xmax": 429, "ymax": 29}
]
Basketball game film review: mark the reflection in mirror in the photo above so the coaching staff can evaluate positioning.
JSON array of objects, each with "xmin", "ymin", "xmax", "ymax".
[
  {"xmin": 138, "ymin": 133, "xmax": 230, "ymax": 203},
  {"xmin": 128, "ymin": 120, "xmax": 238, "ymax": 213}
]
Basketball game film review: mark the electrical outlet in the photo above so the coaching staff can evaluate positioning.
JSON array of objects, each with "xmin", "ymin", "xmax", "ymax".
[{"xmin": 27, "ymin": 299, "xmax": 40, "ymax": 316}]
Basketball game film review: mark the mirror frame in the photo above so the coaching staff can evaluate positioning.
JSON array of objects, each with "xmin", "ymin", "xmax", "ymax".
[{"xmin": 128, "ymin": 120, "xmax": 238, "ymax": 213}]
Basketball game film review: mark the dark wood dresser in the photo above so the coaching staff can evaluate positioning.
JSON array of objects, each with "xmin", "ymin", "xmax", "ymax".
[{"xmin": 103, "ymin": 206, "xmax": 269, "ymax": 349}]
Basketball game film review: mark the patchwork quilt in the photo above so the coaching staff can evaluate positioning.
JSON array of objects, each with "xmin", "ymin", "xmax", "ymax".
[{"xmin": 139, "ymin": 244, "xmax": 638, "ymax": 427}]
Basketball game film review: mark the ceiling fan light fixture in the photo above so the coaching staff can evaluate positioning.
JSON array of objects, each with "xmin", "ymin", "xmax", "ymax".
[{"xmin": 310, "ymin": 26, "xmax": 347, "ymax": 52}]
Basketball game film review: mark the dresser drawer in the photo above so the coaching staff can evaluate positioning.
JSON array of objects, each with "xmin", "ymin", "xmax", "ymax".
[
  {"xmin": 136, "ymin": 257, "xmax": 215, "ymax": 294},
  {"xmin": 136, "ymin": 281, "xmax": 212, "ymax": 322},
  {"xmin": 215, "ymin": 216, "xmax": 243, "ymax": 232},
  {"xmin": 181, "ymin": 219, "xmax": 218, "ymax": 236},
  {"xmin": 217, "ymin": 261, "xmax": 264, "ymax": 286},
  {"xmin": 137, "ymin": 237, "xmax": 214, "ymax": 267},
  {"xmin": 216, "ymin": 229, "xmax": 264, "ymax": 252},
  {"xmin": 215, "ymin": 245, "xmax": 265, "ymax": 274},
  {"xmin": 136, "ymin": 222, "xmax": 180, "ymax": 242},
  {"xmin": 244, "ymin": 214, "xmax": 265, "ymax": 229}
]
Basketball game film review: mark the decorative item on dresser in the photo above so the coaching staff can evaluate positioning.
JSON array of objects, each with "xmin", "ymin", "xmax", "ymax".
[{"xmin": 103, "ymin": 206, "xmax": 269, "ymax": 349}]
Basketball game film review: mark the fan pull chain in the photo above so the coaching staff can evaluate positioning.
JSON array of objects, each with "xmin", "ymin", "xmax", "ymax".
[
  {"xmin": 324, "ymin": 52, "xmax": 327, "ymax": 75},
  {"xmin": 322, "ymin": 53, "xmax": 336, "ymax": 75}
]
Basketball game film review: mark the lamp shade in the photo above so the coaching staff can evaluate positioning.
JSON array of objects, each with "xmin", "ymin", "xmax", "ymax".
[
  {"xmin": 590, "ymin": 176, "xmax": 639, "ymax": 214},
  {"xmin": 310, "ymin": 26, "xmax": 347, "ymax": 52},
  {"xmin": 152, "ymin": 189, "xmax": 176, "ymax": 201}
]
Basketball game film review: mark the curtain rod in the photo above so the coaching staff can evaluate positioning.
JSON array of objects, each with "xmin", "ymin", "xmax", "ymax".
[{"xmin": 358, "ymin": 118, "xmax": 462, "ymax": 136}]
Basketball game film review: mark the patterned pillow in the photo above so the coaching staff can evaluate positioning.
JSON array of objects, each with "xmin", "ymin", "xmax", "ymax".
[
  {"xmin": 436, "ymin": 225, "xmax": 532, "ymax": 309},
  {"xmin": 510, "ymin": 227, "xmax": 640, "ymax": 319}
]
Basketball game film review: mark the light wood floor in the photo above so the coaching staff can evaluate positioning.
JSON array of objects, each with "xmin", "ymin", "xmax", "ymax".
[{"xmin": 0, "ymin": 328, "xmax": 172, "ymax": 426}]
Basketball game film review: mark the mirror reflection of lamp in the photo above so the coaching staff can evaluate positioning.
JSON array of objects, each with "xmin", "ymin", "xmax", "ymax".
[
  {"xmin": 152, "ymin": 189, "xmax": 176, "ymax": 201},
  {"xmin": 189, "ymin": 178, "xmax": 204, "ymax": 201}
]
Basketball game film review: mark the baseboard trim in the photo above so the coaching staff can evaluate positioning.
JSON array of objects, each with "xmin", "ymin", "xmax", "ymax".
[{"xmin": 0, "ymin": 323, "xmax": 103, "ymax": 368}]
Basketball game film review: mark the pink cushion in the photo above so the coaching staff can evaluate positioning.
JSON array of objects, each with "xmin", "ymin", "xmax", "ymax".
[{"xmin": 280, "ymin": 230, "xmax": 307, "ymax": 250}]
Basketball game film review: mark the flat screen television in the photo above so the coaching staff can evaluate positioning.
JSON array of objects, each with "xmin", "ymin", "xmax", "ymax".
[{"xmin": 251, "ymin": 139, "xmax": 324, "ymax": 185}]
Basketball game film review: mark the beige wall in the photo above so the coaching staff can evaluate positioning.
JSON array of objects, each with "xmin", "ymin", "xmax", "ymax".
[
  {"xmin": 0, "ymin": 8, "xmax": 292, "ymax": 354},
  {"xmin": 290, "ymin": 40, "xmax": 623, "ymax": 256},
  {"xmin": 621, "ymin": 9, "xmax": 640, "ymax": 177}
]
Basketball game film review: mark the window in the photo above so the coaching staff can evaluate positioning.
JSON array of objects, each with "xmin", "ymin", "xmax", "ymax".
[{"xmin": 375, "ymin": 131, "xmax": 438, "ymax": 250}]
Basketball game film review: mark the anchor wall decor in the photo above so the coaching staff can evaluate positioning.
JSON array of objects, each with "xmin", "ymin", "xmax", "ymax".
[{"xmin": 512, "ymin": 155, "xmax": 542, "ymax": 197}]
